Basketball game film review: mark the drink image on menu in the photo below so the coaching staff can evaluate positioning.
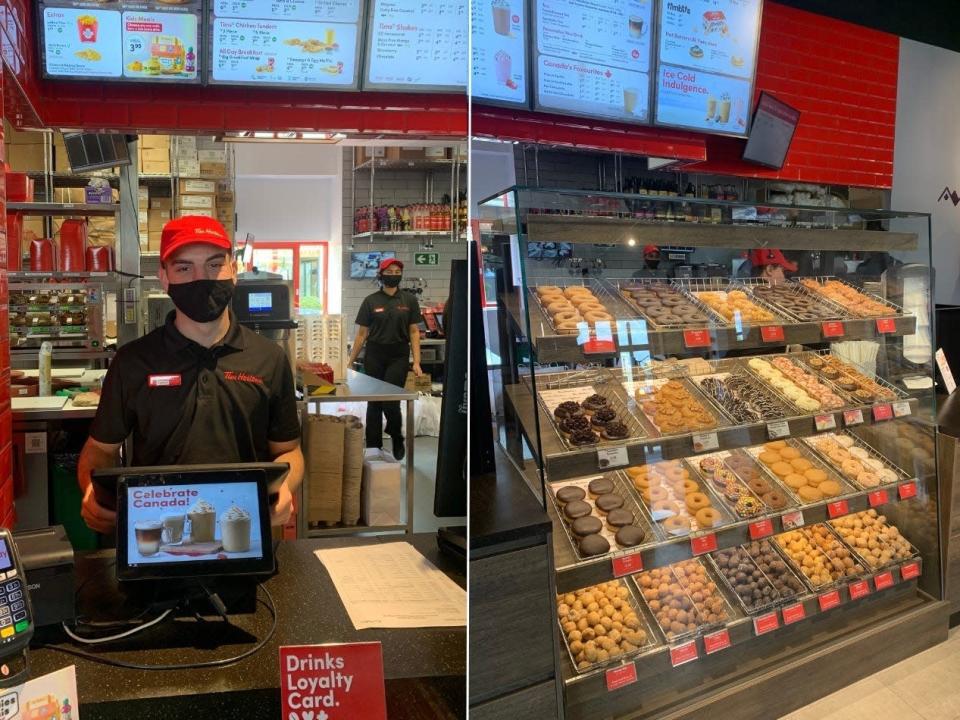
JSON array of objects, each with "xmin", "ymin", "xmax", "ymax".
[
  {"xmin": 719, "ymin": 93, "xmax": 732, "ymax": 124},
  {"xmin": 492, "ymin": 0, "xmax": 511, "ymax": 36},
  {"xmin": 162, "ymin": 513, "xmax": 185, "ymax": 545},
  {"xmin": 221, "ymin": 505, "xmax": 252, "ymax": 553},
  {"xmin": 135, "ymin": 520, "xmax": 163, "ymax": 556},
  {"xmin": 629, "ymin": 15, "xmax": 644, "ymax": 37},
  {"xmin": 188, "ymin": 498, "xmax": 216, "ymax": 543},
  {"xmin": 624, "ymin": 87, "xmax": 639, "ymax": 115},
  {"xmin": 495, "ymin": 50, "xmax": 512, "ymax": 86},
  {"xmin": 706, "ymin": 95, "xmax": 718, "ymax": 121}
]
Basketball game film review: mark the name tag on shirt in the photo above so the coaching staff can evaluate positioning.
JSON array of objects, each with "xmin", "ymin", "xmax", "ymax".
[{"xmin": 148, "ymin": 374, "xmax": 182, "ymax": 387}]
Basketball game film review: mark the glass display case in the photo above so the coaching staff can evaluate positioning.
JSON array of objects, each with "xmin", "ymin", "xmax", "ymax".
[{"xmin": 479, "ymin": 186, "xmax": 945, "ymax": 718}]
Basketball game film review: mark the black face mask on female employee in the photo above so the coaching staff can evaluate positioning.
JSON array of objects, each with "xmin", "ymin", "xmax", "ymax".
[
  {"xmin": 381, "ymin": 274, "xmax": 402, "ymax": 288},
  {"xmin": 167, "ymin": 279, "xmax": 236, "ymax": 323}
]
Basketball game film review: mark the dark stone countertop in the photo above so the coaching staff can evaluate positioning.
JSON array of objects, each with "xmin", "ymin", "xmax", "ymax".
[
  {"xmin": 28, "ymin": 535, "xmax": 465, "ymax": 719},
  {"xmin": 470, "ymin": 446, "xmax": 551, "ymax": 554}
]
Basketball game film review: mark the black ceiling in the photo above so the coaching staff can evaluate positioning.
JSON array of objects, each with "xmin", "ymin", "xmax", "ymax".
[{"xmin": 776, "ymin": 0, "xmax": 960, "ymax": 53}]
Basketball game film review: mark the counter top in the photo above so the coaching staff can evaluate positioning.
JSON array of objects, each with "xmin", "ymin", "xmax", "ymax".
[
  {"xmin": 304, "ymin": 368, "xmax": 417, "ymax": 403},
  {"xmin": 29, "ymin": 535, "xmax": 465, "ymax": 719}
]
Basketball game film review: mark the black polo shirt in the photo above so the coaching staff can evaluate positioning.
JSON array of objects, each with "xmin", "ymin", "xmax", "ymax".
[
  {"xmin": 90, "ymin": 311, "xmax": 301, "ymax": 466},
  {"xmin": 355, "ymin": 289, "xmax": 422, "ymax": 345}
]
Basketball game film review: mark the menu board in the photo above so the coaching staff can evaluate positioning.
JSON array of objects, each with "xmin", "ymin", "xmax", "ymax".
[
  {"xmin": 533, "ymin": 0, "xmax": 654, "ymax": 124},
  {"xmin": 471, "ymin": 0, "xmax": 528, "ymax": 107},
  {"xmin": 40, "ymin": 2, "xmax": 202, "ymax": 82},
  {"xmin": 653, "ymin": 0, "xmax": 762, "ymax": 135},
  {"xmin": 742, "ymin": 92, "xmax": 799, "ymax": 168},
  {"xmin": 210, "ymin": 1, "xmax": 362, "ymax": 87},
  {"xmin": 364, "ymin": 0, "xmax": 468, "ymax": 91}
]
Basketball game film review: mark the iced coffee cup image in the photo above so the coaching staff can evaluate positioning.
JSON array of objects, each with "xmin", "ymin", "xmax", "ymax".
[
  {"xmin": 494, "ymin": 50, "xmax": 512, "ymax": 85},
  {"xmin": 135, "ymin": 520, "xmax": 163, "ymax": 556},
  {"xmin": 162, "ymin": 514, "xmax": 185, "ymax": 545},
  {"xmin": 220, "ymin": 505, "xmax": 252, "ymax": 553},
  {"xmin": 492, "ymin": 0, "xmax": 511, "ymax": 37},
  {"xmin": 719, "ymin": 92, "xmax": 732, "ymax": 123},
  {"xmin": 187, "ymin": 498, "xmax": 216, "ymax": 544},
  {"xmin": 628, "ymin": 16, "xmax": 644, "ymax": 38},
  {"xmin": 706, "ymin": 95, "xmax": 718, "ymax": 121},
  {"xmin": 623, "ymin": 87, "xmax": 639, "ymax": 115}
]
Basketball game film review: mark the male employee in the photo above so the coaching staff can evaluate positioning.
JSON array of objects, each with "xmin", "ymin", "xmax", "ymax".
[
  {"xmin": 78, "ymin": 216, "xmax": 304, "ymax": 534},
  {"xmin": 631, "ymin": 245, "xmax": 672, "ymax": 279}
]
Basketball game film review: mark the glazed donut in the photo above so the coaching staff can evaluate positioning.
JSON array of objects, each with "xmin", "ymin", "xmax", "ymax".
[
  {"xmin": 583, "ymin": 311, "xmax": 614, "ymax": 326},
  {"xmin": 577, "ymin": 302, "xmax": 607, "ymax": 314},
  {"xmin": 539, "ymin": 293, "xmax": 566, "ymax": 307},
  {"xmin": 553, "ymin": 311, "xmax": 580, "ymax": 324},
  {"xmin": 642, "ymin": 485, "xmax": 668, "ymax": 504},
  {"xmin": 652, "ymin": 499, "xmax": 680, "ymax": 515},
  {"xmin": 685, "ymin": 492, "xmax": 710, "ymax": 512},
  {"xmin": 546, "ymin": 300, "xmax": 574, "ymax": 315},
  {"xmin": 695, "ymin": 507, "xmax": 722, "ymax": 528},
  {"xmin": 626, "ymin": 466, "xmax": 647, "ymax": 478},
  {"xmin": 632, "ymin": 475, "xmax": 651, "ymax": 491},
  {"xmin": 665, "ymin": 467, "xmax": 686, "ymax": 484},
  {"xmin": 681, "ymin": 479, "xmax": 700, "ymax": 496},
  {"xmin": 564, "ymin": 286, "xmax": 593, "ymax": 299},
  {"xmin": 840, "ymin": 459, "xmax": 863, "ymax": 479},
  {"xmin": 663, "ymin": 515, "xmax": 692, "ymax": 534},
  {"xmin": 536, "ymin": 286, "xmax": 562, "ymax": 297},
  {"xmin": 554, "ymin": 321, "xmax": 580, "ymax": 335}
]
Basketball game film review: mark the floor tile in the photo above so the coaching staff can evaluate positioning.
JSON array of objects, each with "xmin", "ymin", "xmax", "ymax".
[{"xmin": 780, "ymin": 677, "xmax": 927, "ymax": 720}]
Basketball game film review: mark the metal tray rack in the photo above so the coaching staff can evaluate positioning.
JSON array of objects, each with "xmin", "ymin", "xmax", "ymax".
[
  {"xmin": 798, "ymin": 276, "xmax": 908, "ymax": 318},
  {"xmin": 739, "ymin": 355, "xmax": 853, "ymax": 413},
  {"xmin": 548, "ymin": 471, "xmax": 661, "ymax": 563},
  {"xmin": 705, "ymin": 547, "xmax": 785, "ymax": 617},
  {"xmin": 673, "ymin": 277, "xmax": 793, "ymax": 327},
  {"xmin": 743, "ymin": 439, "xmax": 857, "ymax": 507},
  {"xmin": 828, "ymin": 512, "xmax": 923, "ymax": 572},
  {"xmin": 793, "ymin": 350, "xmax": 906, "ymax": 404},
  {"xmin": 740, "ymin": 538, "xmax": 809, "ymax": 603},
  {"xmin": 617, "ymin": 374, "xmax": 729, "ymax": 438},
  {"xmin": 527, "ymin": 279, "xmax": 640, "ymax": 337},
  {"xmin": 737, "ymin": 278, "xmax": 852, "ymax": 322},
  {"xmin": 691, "ymin": 370, "xmax": 795, "ymax": 423},
  {"xmin": 771, "ymin": 526, "xmax": 859, "ymax": 593},
  {"xmin": 526, "ymin": 369, "xmax": 647, "ymax": 452},
  {"xmin": 685, "ymin": 451, "xmax": 773, "ymax": 520},
  {"xmin": 605, "ymin": 277, "xmax": 720, "ymax": 330},
  {"xmin": 801, "ymin": 431, "xmax": 912, "ymax": 490}
]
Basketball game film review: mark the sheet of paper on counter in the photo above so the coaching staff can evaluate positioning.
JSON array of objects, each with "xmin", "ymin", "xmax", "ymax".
[{"xmin": 315, "ymin": 542, "xmax": 466, "ymax": 629}]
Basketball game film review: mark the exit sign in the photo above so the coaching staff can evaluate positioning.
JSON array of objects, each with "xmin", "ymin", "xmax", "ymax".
[{"xmin": 415, "ymin": 252, "xmax": 439, "ymax": 266}]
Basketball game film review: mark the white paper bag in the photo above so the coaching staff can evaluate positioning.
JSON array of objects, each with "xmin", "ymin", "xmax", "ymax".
[{"xmin": 361, "ymin": 448, "xmax": 403, "ymax": 527}]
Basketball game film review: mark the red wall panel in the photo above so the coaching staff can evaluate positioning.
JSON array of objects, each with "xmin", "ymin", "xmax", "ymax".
[{"xmin": 474, "ymin": 2, "xmax": 900, "ymax": 188}]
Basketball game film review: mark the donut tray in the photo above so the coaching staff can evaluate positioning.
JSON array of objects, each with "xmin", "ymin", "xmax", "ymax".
[
  {"xmin": 721, "ymin": 449, "xmax": 799, "ymax": 512},
  {"xmin": 548, "ymin": 472, "xmax": 661, "ymax": 563},
  {"xmin": 771, "ymin": 525, "xmax": 864, "ymax": 593},
  {"xmin": 738, "ymin": 279, "xmax": 852, "ymax": 323},
  {"xmin": 739, "ymin": 356, "xmax": 853, "ymax": 414},
  {"xmin": 740, "ymin": 538, "xmax": 809, "ymax": 604},
  {"xmin": 743, "ymin": 440, "xmax": 856, "ymax": 507},
  {"xmin": 827, "ymin": 512, "xmax": 922, "ymax": 572},
  {"xmin": 606, "ymin": 278, "xmax": 718, "ymax": 330},
  {"xmin": 704, "ymin": 547, "xmax": 786, "ymax": 617},
  {"xmin": 685, "ymin": 450, "xmax": 781, "ymax": 519},
  {"xmin": 530, "ymin": 370, "xmax": 648, "ymax": 451},
  {"xmin": 801, "ymin": 431, "xmax": 911, "ymax": 490},
  {"xmin": 632, "ymin": 558, "xmax": 737, "ymax": 643},
  {"xmin": 619, "ymin": 375, "xmax": 728, "ymax": 439},
  {"xmin": 675, "ymin": 278, "xmax": 793, "ymax": 328},
  {"xmin": 556, "ymin": 578, "xmax": 662, "ymax": 675},
  {"xmin": 794, "ymin": 351, "xmax": 904, "ymax": 404},
  {"xmin": 527, "ymin": 279, "xmax": 639, "ymax": 337},
  {"xmin": 691, "ymin": 371, "xmax": 794, "ymax": 423},
  {"xmin": 798, "ymin": 276, "xmax": 906, "ymax": 319}
]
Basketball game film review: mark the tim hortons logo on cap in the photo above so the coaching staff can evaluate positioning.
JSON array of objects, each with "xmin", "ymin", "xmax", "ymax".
[{"xmin": 938, "ymin": 186, "xmax": 960, "ymax": 206}]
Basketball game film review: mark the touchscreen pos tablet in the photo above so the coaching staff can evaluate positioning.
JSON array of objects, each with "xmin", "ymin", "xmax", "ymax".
[
  {"xmin": 92, "ymin": 462, "xmax": 289, "ymax": 511},
  {"xmin": 116, "ymin": 467, "xmax": 276, "ymax": 581}
]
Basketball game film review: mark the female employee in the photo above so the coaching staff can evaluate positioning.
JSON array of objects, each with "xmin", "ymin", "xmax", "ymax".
[
  {"xmin": 347, "ymin": 258, "xmax": 423, "ymax": 461},
  {"xmin": 749, "ymin": 248, "xmax": 797, "ymax": 283}
]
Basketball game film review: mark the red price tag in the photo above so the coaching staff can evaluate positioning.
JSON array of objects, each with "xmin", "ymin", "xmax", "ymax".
[
  {"xmin": 605, "ymin": 662, "xmax": 638, "ymax": 691},
  {"xmin": 748, "ymin": 519, "xmax": 774, "ymax": 540},
  {"xmin": 898, "ymin": 482, "xmax": 917, "ymax": 500},
  {"xmin": 826, "ymin": 500, "xmax": 849, "ymax": 519},
  {"xmin": 843, "ymin": 409, "xmax": 864, "ymax": 426},
  {"xmin": 760, "ymin": 325, "xmax": 785, "ymax": 342},
  {"xmin": 612, "ymin": 553, "xmax": 643, "ymax": 578},
  {"xmin": 876, "ymin": 318, "xmax": 897, "ymax": 334},
  {"xmin": 583, "ymin": 339, "xmax": 616, "ymax": 354},
  {"xmin": 690, "ymin": 533, "xmax": 718, "ymax": 556},
  {"xmin": 874, "ymin": 571, "xmax": 894, "ymax": 591},
  {"xmin": 901, "ymin": 561, "xmax": 921, "ymax": 580},
  {"xmin": 669, "ymin": 641, "xmax": 699, "ymax": 667},
  {"xmin": 782, "ymin": 603, "xmax": 806, "ymax": 625},
  {"xmin": 867, "ymin": 490, "xmax": 889, "ymax": 507},
  {"xmin": 753, "ymin": 611, "xmax": 780, "ymax": 636},
  {"xmin": 818, "ymin": 590, "xmax": 842, "ymax": 611},
  {"xmin": 683, "ymin": 329, "xmax": 712, "ymax": 348},
  {"xmin": 815, "ymin": 414, "xmax": 837, "ymax": 431},
  {"xmin": 873, "ymin": 404, "xmax": 893, "ymax": 422},
  {"xmin": 703, "ymin": 629, "xmax": 731, "ymax": 655},
  {"xmin": 822, "ymin": 321, "xmax": 845, "ymax": 338},
  {"xmin": 848, "ymin": 579, "xmax": 871, "ymax": 600},
  {"xmin": 280, "ymin": 643, "xmax": 387, "ymax": 720}
]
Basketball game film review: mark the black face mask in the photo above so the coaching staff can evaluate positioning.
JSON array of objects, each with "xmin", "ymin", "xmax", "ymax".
[
  {"xmin": 167, "ymin": 279, "xmax": 235, "ymax": 323},
  {"xmin": 381, "ymin": 275, "xmax": 402, "ymax": 288}
]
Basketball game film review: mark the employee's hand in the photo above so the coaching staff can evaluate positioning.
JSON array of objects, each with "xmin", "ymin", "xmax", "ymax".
[
  {"xmin": 271, "ymin": 481, "xmax": 293, "ymax": 527},
  {"xmin": 81, "ymin": 483, "xmax": 116, "ymax": 535},
  {"xmin": 412, "ymin": 363, "xmax": 424, "ymax": 377}
]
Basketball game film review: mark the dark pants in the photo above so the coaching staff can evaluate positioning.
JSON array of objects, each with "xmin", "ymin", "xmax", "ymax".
[{"xmin": 364, "ymin": 343, "xmax": 409, "ymax": 448}]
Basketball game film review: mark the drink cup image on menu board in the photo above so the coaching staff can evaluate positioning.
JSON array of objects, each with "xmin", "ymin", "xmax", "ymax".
[
  {"xmin": 126, "ymin": 482, "xmax": 262, "ymax": 564},
  {"xmin": 658, "ymin": 0, "xmax": 762, "ymax": 80},
  {"xmin": 472, "ymin": 0, "xmax": 527, "ymax": 103},
  {"xmin": 537, "ymin": 55, "xmax": 650, "ymax": 123},
  {"xmin": 43, "ymin": 8, "xmax": 123, "ymax": 77},
  {"xmin": 122, "ymin": 12, "xmax": 199, "ymax": 79},
  {"xmin": 655, "ymin": 64, "xmax": 751, "ymax": 133}
]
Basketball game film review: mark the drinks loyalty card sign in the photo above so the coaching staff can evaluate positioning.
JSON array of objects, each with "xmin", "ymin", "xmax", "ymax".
[{"xmin": 280, "ymin": 642, "xmax": 387, "ymax": 720}]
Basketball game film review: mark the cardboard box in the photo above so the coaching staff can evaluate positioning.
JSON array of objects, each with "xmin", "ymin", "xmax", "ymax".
[
  {"xmin": 150, "ymin": 197, "xmax": 173, "ymax": 211},
  {"xmin": 177, "ymin": 159, "xmax": 200, "ymax": 177},
  {"xmin": 55, "ymin": 187, "xmax": 86, "ymax": 204},
  {"xmin": 5, "ymin": 143, "xmax": 45, "ymax": 171},
  {"xmin": 148, "ymin": 209, "xmax": 170, "ymax": 231},
  {"xmin": 177, "ymin": 208, "xmax": 216, "ymax": 218},
  {"xmin": 178, "ymin": 193, "xmax": 215, "ymax": 210},
  {"xmin": 140, "ymin": 134, "xmax": 170, "ymax": 150},
  {"xmin": 424, "ymin": 146, "xmax": 448, "ymax": 159},
  {"xmin": 176, "ymin": 136, "xmax": 197, "ymax": 152},
  {"xmin": 199, "ymin": 162, "xmax": 228, "ymax": 178},
  {"xmin": 180, "ymin": 179, "xmax": 216, "ymax": 194},
  {"xmin": 216, "ymin": 190, "xmax": 235, "ymax": 204},
  {"xmin": 137, "ymin": 210, "xmax": 148, "ymax": 228},
  {"xmin": 137, "ymin": 187, "xmax": 149, "ymax": 209},
  {"xmin": 360, "ymin": 448, "xmax": 403, "ymax": 526},
  {"xmin": 148, "ymin": 231, "xmax": 162, "ymax": 252},
  {"xmin": 140, "ymin": 147, "xmax": 169, "ymax": 164},
  {"xmin": 404, "ymin": 371, "xmax": 432, "ymax": 393},
  {"xmin": 197, "ymin": 149, "xmax": 226, "ymax": 163},
  {"xmin": 141, "ymin": 159, "xmax": 170, "ymax": 175},
  {"xmin": 398, "ymin": 147, "xmax": 427, "ymax": 160}
]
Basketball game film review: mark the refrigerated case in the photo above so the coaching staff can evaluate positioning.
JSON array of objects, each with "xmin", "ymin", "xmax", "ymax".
[{"xmin": 479, "ymin": 187, "xmax": 946, "ymax": 719}]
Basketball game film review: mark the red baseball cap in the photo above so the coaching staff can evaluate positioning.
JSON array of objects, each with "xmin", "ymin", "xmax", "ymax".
[
  {"xmin": 379, "ymin": 257, "xmax": 403, "ymax": 272},
  {"xmin": 749, "ymin": 248, "xmax": 798, "ymax": 272},
  {"xmin": 643, "ymin": 244, "xmax": 660, "ymax": 256},
  {"xmin": 161, "ymin": 215, "xmax": 232, "ymax": 262}
]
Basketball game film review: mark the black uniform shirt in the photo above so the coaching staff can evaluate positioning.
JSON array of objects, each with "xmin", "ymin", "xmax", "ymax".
[
  {"xmin": 90, "ymin": 311, "xmax": 301, "ymax": 466},
  {"xmin": 355, "ymin": 289, "xmax": 422, "ymax": 345}
]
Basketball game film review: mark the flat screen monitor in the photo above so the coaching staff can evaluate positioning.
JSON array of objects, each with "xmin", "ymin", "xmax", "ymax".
[
  {"xmin": 63, "ymin": 133, "xmax": 132, "ymax": 172},
  {"xmin": 363, "ymin": 0, "xmax": 468, "ymax": 92},
  {"xmin": 471, "ymin": 0, "xmax": 529, "ymax": 108},
  {"xmin": 207, "ymin": 0, "xmax": 363, "ymax": 88},
  {"xmin": 652, "ymin": 0, "xmax": 763, "ymax": 137},
  {"xmin": 39, "ymin": 1, "xmax": 203, "ymax": 83},
  {"xmin": 742, "ymin": 92, "xmax": 800, "ymax": 169},
  {"xmin": 113, "ymin": 466, "xmax": 277, "ymax": 581},
  {"xmin": 350, "ymin": 251, "xmax": 395, "ymax": 279},
  {"xmin": 532, "ymin": 0, "xmax": 654, "ymax": 125}
]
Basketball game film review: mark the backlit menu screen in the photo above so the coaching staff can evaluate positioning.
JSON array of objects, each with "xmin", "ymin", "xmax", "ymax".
[{"xmin": 471, "ymin": 0, "xmax": 528, "ymax": 107}]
